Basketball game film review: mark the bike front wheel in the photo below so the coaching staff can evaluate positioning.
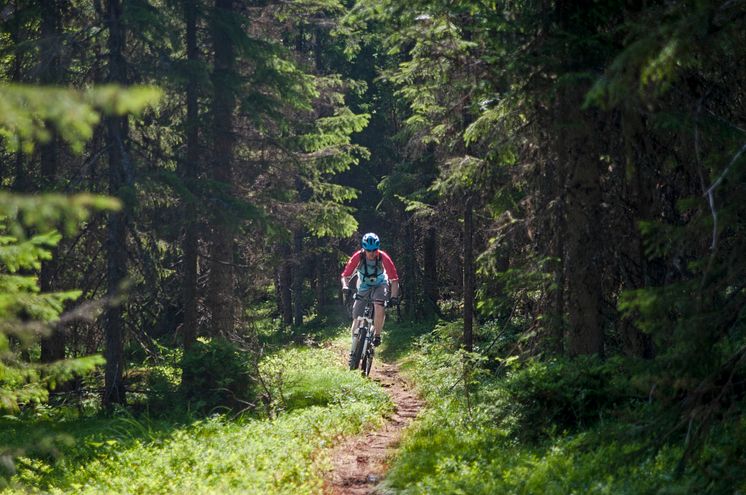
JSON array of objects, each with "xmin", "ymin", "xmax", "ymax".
[
  {"xmin": 349, "ymin": 328, "xmax": 366, "ymax": 370},
  {"xmin": 361, "ymin": 349, "xmax": 373, "ymax": 376}
]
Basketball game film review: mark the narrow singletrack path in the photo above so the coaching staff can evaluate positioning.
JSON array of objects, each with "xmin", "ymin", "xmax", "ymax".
[{"xmin": 325, "ymin": 361, "xmax": 423, "ymax": 495}]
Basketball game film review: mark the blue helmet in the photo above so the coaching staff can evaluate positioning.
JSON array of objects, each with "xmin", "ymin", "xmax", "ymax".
[{"xmin": 361, "ymin": 232, "xmax": 380, "ymax": 251}]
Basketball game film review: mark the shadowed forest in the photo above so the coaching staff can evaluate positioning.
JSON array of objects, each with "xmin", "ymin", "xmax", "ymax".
[{"xmin": 1, "ymin": 0, "xmax": 745, "ymax": 493}]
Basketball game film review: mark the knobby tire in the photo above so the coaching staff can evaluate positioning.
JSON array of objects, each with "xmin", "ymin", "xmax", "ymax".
[
  {"xmin": 361, "ymin": 349, "xmax": 373, "ymax": 377},
  {"xmin": 349, "ymin": 327, "xmax": 365, "ymax": 370}
]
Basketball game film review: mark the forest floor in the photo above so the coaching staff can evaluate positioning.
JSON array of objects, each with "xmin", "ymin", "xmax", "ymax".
[{"xmin": 324, "ymin": 360, "xmax": 423, "ymax": 495}]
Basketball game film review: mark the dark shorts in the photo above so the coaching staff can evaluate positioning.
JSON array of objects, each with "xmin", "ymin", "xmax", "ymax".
[{"xmin": 352, "ymin": 284, "xmax": 388, "ymax": 318}]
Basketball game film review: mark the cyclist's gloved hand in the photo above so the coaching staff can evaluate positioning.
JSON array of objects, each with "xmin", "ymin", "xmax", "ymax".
[
  {"xmin": 388, "ymin": 296, "xmax": 400, "ymax": 307},
  {"xmin": 342, "ymin": 287, "xmax": 351, "ymax": 304},
  {"xmin": 372, "ymin": 335, "xmax": 381, "ymax": 346}
]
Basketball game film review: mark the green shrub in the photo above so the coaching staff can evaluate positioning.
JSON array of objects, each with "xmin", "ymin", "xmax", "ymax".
[
  {"xmin": 180, "ymin": 339, "xmax": 254, "ymax": 413},
  {"xmin": 140, "ymin": 365, "xmax": 182, "ymax": 416},
  {"xmin": 385, "ymin": 319, "xmax": 746, "ymax": 494},
  {"xmin": 502, "ymin": 356, "xmax": 631, "ymax": 440}
]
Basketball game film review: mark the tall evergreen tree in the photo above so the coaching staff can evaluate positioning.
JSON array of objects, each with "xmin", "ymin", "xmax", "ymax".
[
  {"xmin": 102, "ymin": 0, "xmax": 128, "ymax": 407},
  {"xmin": 180, "ymin": 0, "xmax": 201, "ymax": 351},
  {"xmin": 38, "ymin": 0, "xmax": 66, "ymax": 363},
  {"xmin": 205, "ymin": 0, "xmax": 237, "ymax": 337}
]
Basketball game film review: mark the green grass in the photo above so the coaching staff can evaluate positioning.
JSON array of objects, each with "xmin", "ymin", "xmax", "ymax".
[
  {"xmin": 2, "ymin": 344, "xmax": 392, "ymax": 494},
  {"xmin": 379, "ymin": 320, "xmax": 746, "ymax": 495},
  {"xmin": 383, "ymin": 408, "xmax": 686, "ymax": 495},
  {"xmin": 377, "ymin": 317, "xmax": 437, "ymax": 363}
]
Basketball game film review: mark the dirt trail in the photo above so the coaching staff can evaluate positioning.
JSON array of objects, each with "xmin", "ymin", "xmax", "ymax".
[{"xmin": 325, "ymin": 361, "xmax": 423, "ymax": 495}]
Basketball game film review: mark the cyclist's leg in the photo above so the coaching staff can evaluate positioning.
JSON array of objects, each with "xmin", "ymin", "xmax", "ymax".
[{"xmin": 371, "ymin": 284, "xmax": 388, "ymax": 337}]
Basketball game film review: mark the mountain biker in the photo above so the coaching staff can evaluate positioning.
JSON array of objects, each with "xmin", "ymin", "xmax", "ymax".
[{"xmin": 340, "ymin": 232, "xmax": 400, "ymax": 347}]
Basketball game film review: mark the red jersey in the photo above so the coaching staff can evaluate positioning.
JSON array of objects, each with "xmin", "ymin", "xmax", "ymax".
[{"xmin": 341, "ymin": 249, "xmax": 399, "ymax": 286}]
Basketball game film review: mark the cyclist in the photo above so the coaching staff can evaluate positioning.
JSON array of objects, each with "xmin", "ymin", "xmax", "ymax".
[{"xmin": 340, "ymin": 232, "xmax": 400, "ymax": 347}]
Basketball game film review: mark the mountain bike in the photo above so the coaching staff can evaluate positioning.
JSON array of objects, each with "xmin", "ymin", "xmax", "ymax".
[{"xmin": 348, "ymin": 293, "xmax": 376, "ymax": 377}]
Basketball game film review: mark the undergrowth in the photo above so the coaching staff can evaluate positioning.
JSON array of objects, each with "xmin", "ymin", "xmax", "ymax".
[
  {"xmin": 381, "ymin": 319, "xmax": 746, "ymax": 495},
  {"xmin": 1, "ymin": 343, "xmax": 391, "ymax": 494}
]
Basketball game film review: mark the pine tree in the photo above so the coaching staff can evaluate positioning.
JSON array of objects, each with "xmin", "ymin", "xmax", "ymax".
[
  {"xmin": 180, "ymin": 0, "xmax": 202, "ymax": 352},
  {"xmin": 102, "ymin": 0, "xmax": 129, "ymax": 408}
]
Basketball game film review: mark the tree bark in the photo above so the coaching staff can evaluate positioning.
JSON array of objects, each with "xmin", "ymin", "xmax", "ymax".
[
  {"xmin": 627, "ymin": 161, "xmax": 654, "ymax": 358},
  {"xmin": 292, "ymin": 230, "xmax": 303, "ymax": 326},
  {"xmin": 549, "ymin": 96, "xmax": 568, "ymax": 356},
  {"xmin": 315, "ymin": 249, "xmax": 327, "ymax": 308},
  {"xmin": 619, "ymin": 109, "xmax": 654, "ymax": 358},
  {"xmin": 102, "ymin": 0, "xmax": 127, "ymax": 408},
  {"xmin": 463, "ymin": 196, "xmax": 474, "ymax": 352},
  {"xmin": 206, "ymin": 0, "xmax": 236, "ymax": 337},
  {"xmin": 422, "ymin": 225, "xmax": 439, "ymax": 315},
  {"xmin": 278, "ymin": 242, "xmax": 293, "ymax": 326},
  {"xmin": 553, "ymin": 0, "xmax": 604, "ymax": 357},
  {"xmin": 563, "ymin": 95, "xmax": 604, "ymax": 356},
  {"xmin": 181, "ymin": 0, "xmax": 199, "ymax": 352},
  {"xmin": 10, "ymin": 1, "xmax": 29, "ymax": 193},
  {"xmin": 551, "ymin": 187, "xmax": 566, "ymax": 355},
  {"xmin": 39, "ymin": 0, "xmax": 65, "ymax": 363},
  {"xmin": 401, "ymin": 218, "xmax": 417, "ymax": 318}
]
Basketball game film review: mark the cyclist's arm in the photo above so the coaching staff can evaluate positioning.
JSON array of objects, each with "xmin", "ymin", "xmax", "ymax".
[
  {"xmin": 380, "ymin": 250, "xmax": 400, "ymax": 298},
  {"xmin": 390, "ymin": 279, "xmax": 400, "ymax": 298},
  {"xmin": 341, "ymin": 274, "xmax": 357, "ymax": 290},
  {"xmin": 340, "ymin": 251, "xmax": 361, "ymax": 289}
]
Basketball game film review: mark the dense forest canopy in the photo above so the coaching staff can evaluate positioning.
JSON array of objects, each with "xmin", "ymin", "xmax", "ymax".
[{"xmin": 1, "ymin": 0, "xmax": 745, "ymax": 492}]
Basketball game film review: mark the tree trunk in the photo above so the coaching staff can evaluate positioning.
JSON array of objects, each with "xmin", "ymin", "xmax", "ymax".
[
  {"xmin": 409, "ymin": 220, "xmax": 424, "ymax": 318},
  {"xmin": 397, "ymin": 217, "xmax": 415, "ymax": 318},
  {"xmin": 39, "ymin": 0, "xmax": 65, "ymax": 363},
  {"xmin": 563, "ymin": 93, "xmax": 604, "ymax": 356},
  {"xmin": 627, "ymin": 159, "xmax": 654, "ymax": 358},
  {"xmin": 102, "ymin": 0, "xmax": 127, "ymax": 408},
  {"xmin": 292, "ymin": 230, "xmax": 303, "ymax": 326},
  {"xmin": 422, "ymin": 225, "xmax": 438, "ymax": 315},
  {"xmin": 181, "ymin": 0, "xmax": 199, "ymax": 352},
  {"xmin": 206, "ymin": 0, "xmax": 236, "ymax": 337},
  {"xmin": 278, "ymin": 243, "xmax": 293, "ymax": 326},
  {"xmin": 549, "ymin": 98, "xmax": 568, "ymax": 356},
  {"xmin": 553, "ymin": 0, "xmax": 604, "ymax": 357},
  {"xmin": 463, "ymin": 197, "xmax": 474, "ymax": 352},
  {"xmin": 10, "ymin": 2, "xmax": 28, "ymax": 193},
  {"xmin": 315, "ymin": 250, "xmax": 327, "ymax": 308},
  {"xmin": 619, "ymin": 109, "xmax": 654, "ymax": 358},
  {"xmin": 551, "ymin": 206, "xmax": 566, "ymax": 355}
]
